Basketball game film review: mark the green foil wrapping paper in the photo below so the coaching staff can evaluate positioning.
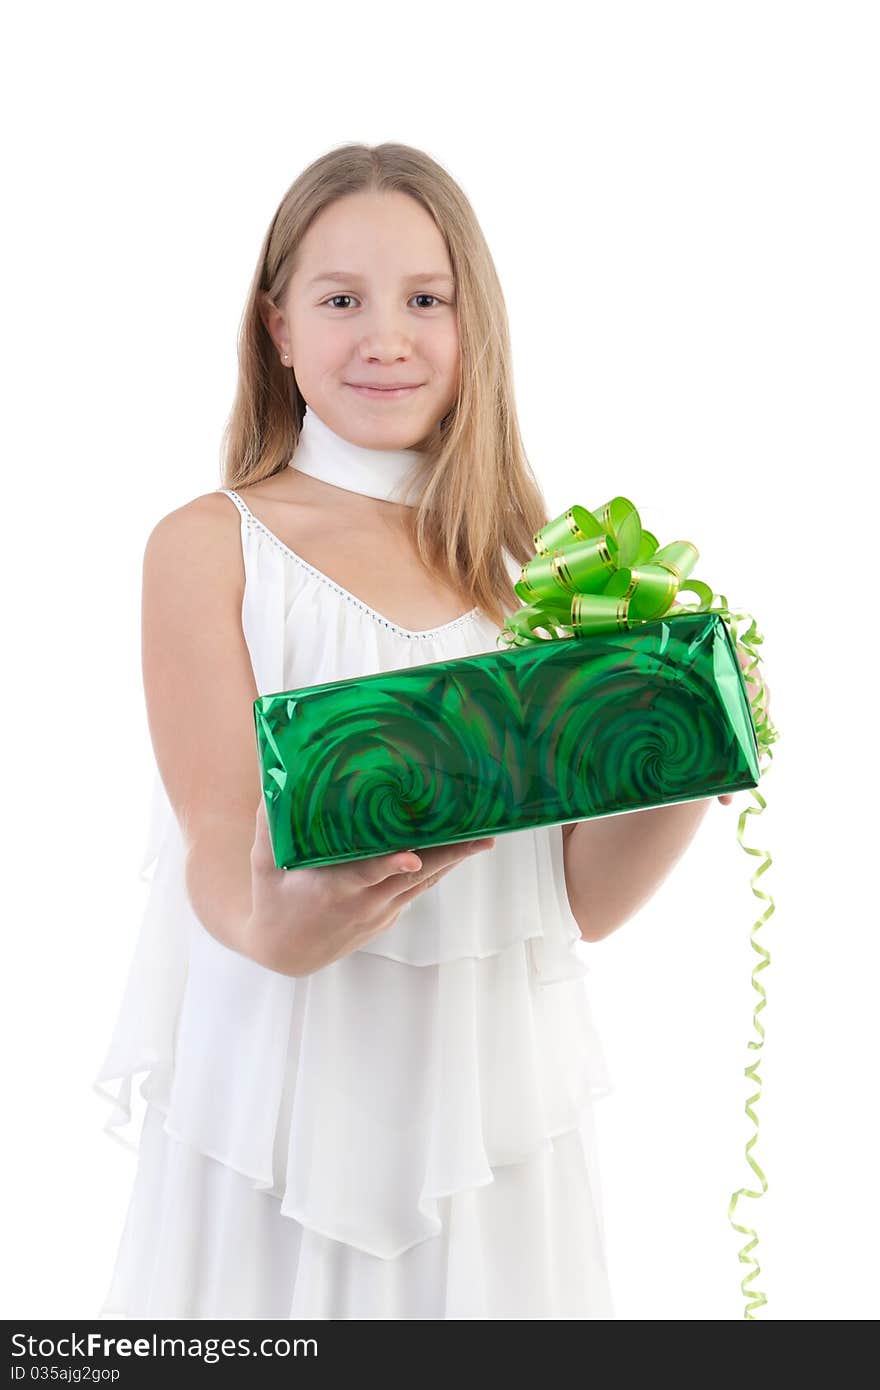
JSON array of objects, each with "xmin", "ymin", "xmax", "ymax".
[{"xmin": 253, "ymin": 609, "xmax": 758, "ymax": 872}]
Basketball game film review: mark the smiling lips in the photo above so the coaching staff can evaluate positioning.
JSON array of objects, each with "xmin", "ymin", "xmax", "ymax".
[{"xmin": 347, "ymin": 383, "xmax": 423, "ymax": 399}]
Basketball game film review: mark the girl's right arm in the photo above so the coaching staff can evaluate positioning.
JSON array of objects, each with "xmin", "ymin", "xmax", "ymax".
[{"xmin": 142, "ymin": 493, "xmax": 494, "ymax": 977}]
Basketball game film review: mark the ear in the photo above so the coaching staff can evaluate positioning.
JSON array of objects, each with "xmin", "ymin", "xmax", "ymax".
[{"xmin": 258, "ymin": 292, "xmax": 283, "ymax": 342}]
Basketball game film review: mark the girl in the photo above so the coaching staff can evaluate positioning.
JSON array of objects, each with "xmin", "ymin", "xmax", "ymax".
[{"xmin": 93, "ymin": 142, "xmax": 743, "ymax": 1320}]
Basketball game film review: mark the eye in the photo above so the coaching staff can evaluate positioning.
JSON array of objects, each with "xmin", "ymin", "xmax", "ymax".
[{"xmin": 322, "ymin": 293, "xmax": 447, "ymax": 310}]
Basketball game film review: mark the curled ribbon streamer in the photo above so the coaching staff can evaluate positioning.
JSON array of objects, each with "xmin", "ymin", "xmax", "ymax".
[{"xmin": 496, "ymin": 496, "xmax": 780, "ymax": 1319}]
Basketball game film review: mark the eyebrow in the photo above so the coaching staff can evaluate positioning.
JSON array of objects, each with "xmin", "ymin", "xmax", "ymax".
[{"xmin": 307, "ymin": 270, "xmax": 455, "ymax": 289}]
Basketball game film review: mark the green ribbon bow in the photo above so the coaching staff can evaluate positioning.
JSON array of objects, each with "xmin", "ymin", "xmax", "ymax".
[
  {"xmin": 495, "ymin": 495, "xmax": 776, "ymax": 760},
  {"xmin": 497, "ymin": 494, "xmax": 712, "ymax": 639},
  {"xmin": 495, "ymin": 495, "xmax": 780, "ymax": 1319}
]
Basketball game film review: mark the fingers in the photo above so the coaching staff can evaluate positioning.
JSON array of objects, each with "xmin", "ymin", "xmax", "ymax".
[
  {"xmin": 353, "ymin": 849, "xmax": 424, "ymax": 888},
  {"xmin": 356, "ymin": 837, "xmax": 494, "ymax": 889},
  {"xmin": 414, "ymin": 838, "xmax": 496, "ymax": 879},
  {"xmin": 385, "ymin": 838, "xmax": 496, "ymax": 904},
  {"xmin": 388, "ymin": 855, "xmax": 479, "ymax": 911},
  {"xmin": 741, "ymin": 654, "xmax": 770, "ymax": 712}
]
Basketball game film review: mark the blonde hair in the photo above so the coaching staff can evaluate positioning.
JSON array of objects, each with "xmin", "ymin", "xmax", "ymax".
[{"xmin": 221, "ymin": 142, "xmax": 551, "ymax": 629}]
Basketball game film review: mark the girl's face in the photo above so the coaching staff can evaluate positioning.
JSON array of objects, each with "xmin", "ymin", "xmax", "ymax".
[{"xmin": 276, "ymin": 190, "xmax": 460, "ymax": 449}]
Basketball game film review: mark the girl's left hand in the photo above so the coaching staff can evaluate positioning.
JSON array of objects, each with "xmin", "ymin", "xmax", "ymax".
[{"xmin": 718, "ymin": 644, "xmax": 772, "ymax": 806}]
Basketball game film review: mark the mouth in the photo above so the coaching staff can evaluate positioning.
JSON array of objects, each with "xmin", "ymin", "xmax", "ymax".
[{"xmin": 346, "ymin": 384, "xmax": 423, "ymax": 400}]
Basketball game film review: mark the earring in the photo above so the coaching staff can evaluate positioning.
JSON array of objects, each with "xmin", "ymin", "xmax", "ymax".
[{"xmin": 281, "ymin": 351, "xmax": 289, "ymax": 364}]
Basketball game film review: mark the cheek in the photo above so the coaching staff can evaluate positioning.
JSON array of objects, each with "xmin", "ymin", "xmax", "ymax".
[
  {"xmin": 292, "ymin": 329, "xmax": 349, "ymax": 384},
  {"xmin": 430, "ymin": 320, "xmax": 461, "ymax": 372}
]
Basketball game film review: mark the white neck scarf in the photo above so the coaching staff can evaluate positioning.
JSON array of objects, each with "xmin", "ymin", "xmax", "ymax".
[{"xmin": 289, "ymin": 404, "xmax": 429, "ymax": 506}]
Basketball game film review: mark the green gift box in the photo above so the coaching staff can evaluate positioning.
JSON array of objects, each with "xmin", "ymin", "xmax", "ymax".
[
  {"xmin": 253, "ymin": 606, "xmax": 761, "ymax": 872},
  {"xmin": 253, "ymin": 496, "xmax": 775, "ymax": 871}
]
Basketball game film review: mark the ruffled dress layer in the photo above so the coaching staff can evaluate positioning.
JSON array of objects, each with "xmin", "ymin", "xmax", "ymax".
[{"xmin": 92, "ymin": 488, "xmax": 616, "ymax": 1320}]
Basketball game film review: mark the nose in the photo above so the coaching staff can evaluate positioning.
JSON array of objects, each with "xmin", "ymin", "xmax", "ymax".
[{"xmin": 354, "ymin": 302, "xmax": 421, "ymax": 355}]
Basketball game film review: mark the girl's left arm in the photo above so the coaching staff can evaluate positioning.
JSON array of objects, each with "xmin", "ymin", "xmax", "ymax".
[
  {"xmin": 563, "ymin": 642, "xmax": 771, "ymax": 943},
  {"xmin": 562, "ymin": 797, "xmax": 713, "ymax": 942}
]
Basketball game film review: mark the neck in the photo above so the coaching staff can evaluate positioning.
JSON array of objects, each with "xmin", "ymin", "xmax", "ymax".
[{"xmin": 289, "ymin": 404, "xmax": 429, "ymax": 507}]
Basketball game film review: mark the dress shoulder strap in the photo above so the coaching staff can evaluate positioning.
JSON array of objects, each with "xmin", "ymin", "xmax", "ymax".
[
  {"xmin": 218, "ymin": 487, "xmax": 249, "ymax": 520},
  {"xmin": 215, "ymin": 488, "xmax": 285, "ymax": 697}
]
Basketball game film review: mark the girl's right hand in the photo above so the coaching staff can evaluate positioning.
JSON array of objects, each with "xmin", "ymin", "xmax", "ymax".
[{"xmin": 241, "ymin": 796, "xmax": 496, "ymax": 977}]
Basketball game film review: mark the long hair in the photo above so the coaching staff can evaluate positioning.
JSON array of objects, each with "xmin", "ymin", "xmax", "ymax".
[{"xmin": 220, "ymin": 142, "xmax": 551, "ymax": 629}]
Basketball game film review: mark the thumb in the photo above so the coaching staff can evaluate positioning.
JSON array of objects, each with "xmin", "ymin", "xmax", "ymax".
[{"xmin": 251, "ymin": 794, "xmax": 278, "ymax": 871}]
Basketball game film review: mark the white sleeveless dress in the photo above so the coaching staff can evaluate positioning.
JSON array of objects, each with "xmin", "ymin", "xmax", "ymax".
[{"xmin": 92, "ymin": 487, "xmax": 616, "ymax": 1320}]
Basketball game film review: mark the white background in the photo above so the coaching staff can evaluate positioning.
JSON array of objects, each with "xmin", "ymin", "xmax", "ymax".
[{"xmin": 2, "ymin": 0, "xmax": 877, "ymax": 1322}]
